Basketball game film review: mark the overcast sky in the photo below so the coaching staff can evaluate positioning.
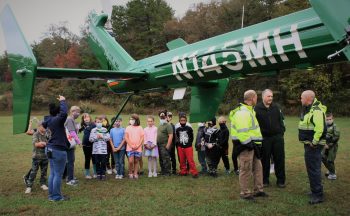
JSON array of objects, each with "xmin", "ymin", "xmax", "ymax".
[{"xmin": 0, "ymin": 0, "xmax": 209, "ymax": 54}]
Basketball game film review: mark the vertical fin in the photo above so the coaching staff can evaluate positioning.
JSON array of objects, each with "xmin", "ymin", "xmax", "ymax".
[
  {"xmin": 190, "ymin": 79, "xmax": 229, "ymax": 122},
  {"xmin": 0, "ymin": 5, "xmax": 37, "ymax": 134},
  {"xmin": 88, "ymin": 12, "xmax": 135, "ymax": 70}
]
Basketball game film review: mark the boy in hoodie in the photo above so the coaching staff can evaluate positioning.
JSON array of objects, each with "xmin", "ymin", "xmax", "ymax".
[
  {"xmin": 322, "ymin": 112, "xmax": 340, "ymax": 180},
  {"xmin": 201, "ymin": 117, "xmax": 220, "ymax": 177},
  {"xmin": 23, "ymin": 121, "xmax": 50, "ymax": 194},
  {"xmin": 175, "ymin": 115, "xmax": 198, "ymax": 178},
  {"xmin": 89, "ymin": 116, "xmax": 111, "ymax": 180},
  {"xmin": 217, "ymin": 116, "xmax": 230, "ymax": 174}
]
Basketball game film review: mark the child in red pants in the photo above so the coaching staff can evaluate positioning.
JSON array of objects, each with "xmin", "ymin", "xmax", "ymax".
[{"xmin": 175, "ymin": 115, "xmax": 198, "ymax": 178}]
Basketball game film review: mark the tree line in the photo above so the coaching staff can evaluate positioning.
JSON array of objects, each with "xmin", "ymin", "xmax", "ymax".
[{"xmin": 0, "ymin": 0, "xmax": 349, "ymax": 116}]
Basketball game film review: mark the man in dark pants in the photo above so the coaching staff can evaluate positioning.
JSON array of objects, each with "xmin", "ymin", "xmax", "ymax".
[
  {"xmin": 231, "ymin": 141, "xmax": 240, "ymax": 175},
  {"xmin": 255, "ymin": 89, "xmax": 286, "ymax": 188},
  {"xmin": 299, "ymin": 90, "xmax": 327, "ymax": 205}
]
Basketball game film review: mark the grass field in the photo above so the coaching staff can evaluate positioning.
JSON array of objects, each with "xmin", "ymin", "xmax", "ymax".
[{"xmin": 0, "ymin": 115, "xmax": 349, "ymax": 216}]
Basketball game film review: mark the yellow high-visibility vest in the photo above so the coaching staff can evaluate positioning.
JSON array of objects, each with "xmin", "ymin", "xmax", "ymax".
[
  {"xmin": 298, "ymin": 98, "xmax": 327, "ymax": 145},
  {"xmin": 229, "ymin": 103, "xmax": 262, "ymax": 145}
]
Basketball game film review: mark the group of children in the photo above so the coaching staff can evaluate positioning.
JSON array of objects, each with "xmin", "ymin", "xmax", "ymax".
[{"xmin": 22, "ymin": 110, "xmax": 341, "ymax": 193}]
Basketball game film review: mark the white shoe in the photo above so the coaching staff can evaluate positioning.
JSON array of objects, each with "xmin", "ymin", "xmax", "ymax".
[
  {"xmin": 85, "ymin": 175, "xmax": 92, "ymax": 179},
  {"xmin": 152, "ymin": 172, "xmax": 157, "ymax": 177},
  {"xmin": 148, "ymin": 172, "xmax": 153, "ymax": 178},
  {"xmin": 113, "ymin": 169, "xmax": 117, "ymax": 174},
  {"xmin": 115, "ymin": 175, "xmax": 120, "ymax": 179},
  {"xmin": 328, "ymin": 174, "xmax": 337, "ymax": 180},
  {"xmin": 66, "ymin": 180, "xmax": 78, "ymax": 186},
  {"xmin": 25, "ymin": 187, "xmax": 31, "ymax": 194},
  {"xmin": 40, "ymin": 185, "xmax": 48, "ymax": 190},
  {"xmin": 93, "ymin": 174, "xmax": 97, "ymax": 179},
  {"xmin": 107, "ymin": 169, "xmax": 113, "ymax": 175}
]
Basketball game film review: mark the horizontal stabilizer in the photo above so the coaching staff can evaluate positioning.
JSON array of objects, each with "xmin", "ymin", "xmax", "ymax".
[
  {"xmin": 37, "ymin": 67, "xmax": 146, "ymax": 80},
  {"xmin": 310, "ymin": 0, "xmax": 350, "ymax": 61},
  {"xmin": 166, "ymin": 38, "xmax": 188, "ymax": 50},
  {"xmin": 190, "ymin": 79, "xmax": 229, "ymax": 123}
]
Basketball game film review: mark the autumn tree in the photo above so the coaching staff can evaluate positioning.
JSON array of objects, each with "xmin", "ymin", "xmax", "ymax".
[
  {"xmin": 111, "ymin": 0, "xmax": 173, "ymax": 59},
  {"xmin": 32, "ymin": 22, "xmax": 79, "ymax": 67},
  {"xmin": 54, "ymin": 46, "xmax": 82, "ymax": 68}
]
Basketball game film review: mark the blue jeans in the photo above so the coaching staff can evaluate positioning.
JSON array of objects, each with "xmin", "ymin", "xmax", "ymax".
[
  {"xmin": 66, "ymin": 148, "xmax": 75, "ymax": 181},
  {"xmin": 113, "ymin": 150, "xmax": 126, "ymax": 176},
  {"xmin": 47, "ymin": 148, "xmax": 67, "ymax": 201},
  {"xmin": 304, "ymin": 144, "xmax": 323, "ymax": 198}
]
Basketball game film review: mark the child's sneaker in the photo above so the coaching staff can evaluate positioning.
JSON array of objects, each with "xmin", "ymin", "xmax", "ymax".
[
  {"xmin": 106, "ymin": 169, "xmax": 113, "ymax": 175},
  {"xmin": 148, "ymin": 172, "xmax": 153, "ymax": 178},
  {"xmin": 85, "ymin": 175, "xmax": 92, "ymax": 179},
  {"xmin": 152, "ymin": 172, "xmax": 157, "ymax": 177},
  {"xmin": 328, "ymin": 174, "xmax": 337, "ymax": 180},
  {"xmin": 93, "ymin": 174, "xmax": 97, "ymax": 179},
  {"xmin": 113, "ymin": 169, "xmax": 117, "ymax": 174},
  {"xmin": 66, "ymin": 180, "xmax": 78, "ymax": 186},
  {"xmin": 25, "ymin": 187, "xmax": 31, "ymax": 194},
  {"xmin": 134, "ymin": 174, "xmax": 139, "ymax": 179},
  {"xmin": 40, "ymin": 184, "xmax": 48, "ymax": 190}
]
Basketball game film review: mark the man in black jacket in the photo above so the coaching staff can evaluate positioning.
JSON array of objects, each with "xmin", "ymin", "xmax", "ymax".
[{"xmin": 255, "ymin": 89, "xmax": 286, "ymax": 188}]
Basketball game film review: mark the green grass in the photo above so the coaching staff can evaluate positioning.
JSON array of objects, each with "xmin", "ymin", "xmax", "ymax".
[{"xmin": 0, "ymin": 115, "xmax": 349, "ymax": 215}]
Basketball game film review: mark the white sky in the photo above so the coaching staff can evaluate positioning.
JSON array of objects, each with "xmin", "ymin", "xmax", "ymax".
[{"xmin": 0, "ymin": 0, "xmax": 209, "ymax": 54}]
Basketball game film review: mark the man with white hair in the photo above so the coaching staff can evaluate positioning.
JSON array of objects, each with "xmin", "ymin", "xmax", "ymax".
[
  {"xmin": 255, "ymin": 89, "xmax": 286, "ymax": 188},
  {"xmin": 299, "ymin": 90, "xmax": 327, "ymax": 205},
  {"xmin": 229, "ymin": 90, "xmax": 267, "ymax": 201}
]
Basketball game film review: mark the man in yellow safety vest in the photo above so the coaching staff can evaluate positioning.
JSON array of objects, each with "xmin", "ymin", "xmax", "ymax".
[{"xmin": 229, "ymin": 90, "xmax": 268, "ymax": 201}]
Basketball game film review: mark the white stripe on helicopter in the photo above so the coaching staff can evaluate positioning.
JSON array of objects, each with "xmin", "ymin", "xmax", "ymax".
[{"xmin": 171, "ymin": 24, "xmax": 307, "ymax": 81}]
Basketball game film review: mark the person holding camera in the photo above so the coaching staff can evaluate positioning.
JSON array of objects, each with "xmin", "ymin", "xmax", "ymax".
[
  {"xmin": 229, "ymin": 90, "xmax": 267, "ymax": 201},
  {"xmin": 42, "ymin": 95, "xmax": 69, "ymax": 202}
]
